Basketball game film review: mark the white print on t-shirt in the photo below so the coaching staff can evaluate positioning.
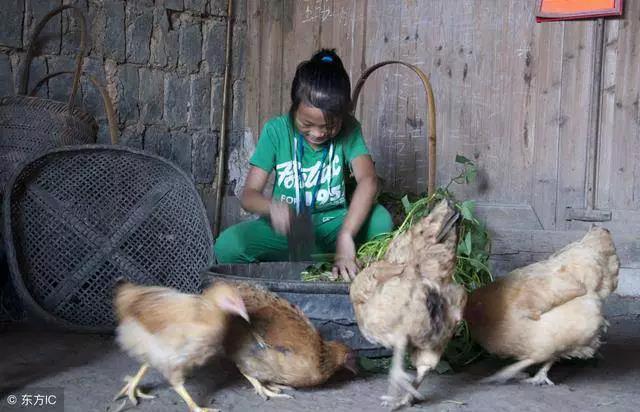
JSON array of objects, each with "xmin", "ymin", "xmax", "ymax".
[
  {"xmin": 280, "ymin": 186, "xmax": 343, "ymax": 207},
  {"xmin": 275, "ymin": 155, "xmax": 342, "ymax": 190}
]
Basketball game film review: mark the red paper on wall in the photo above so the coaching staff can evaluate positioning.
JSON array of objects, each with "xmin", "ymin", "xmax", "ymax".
[{"xmin": 536, "ymin": 0, "xmax": 623, "ymax": 22}]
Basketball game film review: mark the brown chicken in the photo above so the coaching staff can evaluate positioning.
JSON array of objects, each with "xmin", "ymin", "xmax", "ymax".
[
  {"xmin": 223, "ymin": 281, "xmax": 357, "ymax": 400},
  {"xmin": 465, "ymin": 226, "xmax": 619, "ymax": 385},
  {"xmin": 112, "ymin": 280, "xmax": 249, "ymax": 412},
  {"xmin": 350, "ymin": 199, "xmax": 465, "ymax": 410}
]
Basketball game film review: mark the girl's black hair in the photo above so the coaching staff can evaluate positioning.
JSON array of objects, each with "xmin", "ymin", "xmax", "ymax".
[{"xmin": 290, "ymin": 48, "xmax": 352, "ymax": 127}]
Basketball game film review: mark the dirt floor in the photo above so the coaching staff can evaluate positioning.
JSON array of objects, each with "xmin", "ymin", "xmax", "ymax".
[{"xmin": 1, "ymin": 316, "xmax": 638, "ymax": 412}]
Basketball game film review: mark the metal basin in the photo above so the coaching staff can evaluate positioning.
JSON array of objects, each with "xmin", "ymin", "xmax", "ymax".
[{"xmin": 200, "ymin": 262, "xmax": 388, "ymax": 356}]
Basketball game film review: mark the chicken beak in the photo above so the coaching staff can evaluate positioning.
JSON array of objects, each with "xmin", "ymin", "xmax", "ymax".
[
  {"xmin": 235, "ymin": 301, "xmax": 250, "ymax": 323},
  {"xmin": 345, "ymin": 352, "xmax": 358, "ymax": 375},
  {"xmin": 220, "ymin": 296, "xmax": 250, "ymax": 322},
  {"xmin": 239, "ymin": 309, "xmax": 250, "ymax": 323}
]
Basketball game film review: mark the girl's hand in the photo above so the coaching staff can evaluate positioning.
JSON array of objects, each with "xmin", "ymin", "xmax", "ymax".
[
  {"xmin": 333, "ymin": 232, "xmax": 359, "ymax": 281},
  {"xmin": 269, "ymin": 201, "xmax": 293, "ymax": 235}
]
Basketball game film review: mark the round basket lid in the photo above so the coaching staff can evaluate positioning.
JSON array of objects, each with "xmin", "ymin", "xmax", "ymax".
[{"xmin": 2, "ymin": 144, "xmax": 214, "ymax": 332}]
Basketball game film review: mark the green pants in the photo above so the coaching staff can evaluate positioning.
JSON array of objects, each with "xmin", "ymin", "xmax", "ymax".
[{"xmin": 214, "ymin": 204, "xmax": 393, "ymax": 263}]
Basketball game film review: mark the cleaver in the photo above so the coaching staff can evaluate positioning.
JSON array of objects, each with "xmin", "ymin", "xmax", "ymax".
[{"xmin": 287, "ymin": 210, "xmax": 315, "ymax": 261}]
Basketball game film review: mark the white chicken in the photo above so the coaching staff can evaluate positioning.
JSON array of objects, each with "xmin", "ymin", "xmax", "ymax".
[
  {"xmin": 465, "ymin": 226, "xmax": 620, "ymax": 385},
  {"xmin": 350, "ymin": 199, "xmax": 466, "ymax": 409}
]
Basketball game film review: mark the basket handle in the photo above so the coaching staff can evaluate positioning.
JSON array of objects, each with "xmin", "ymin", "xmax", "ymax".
[
  {"xmin": 351, "ymin": 61, "xmax": 437, "ymax": 196},
  {"xmin": 19, "ymin": 5, "xmax": 86, "ymax": 109},
  {"xmin": 30, "ymin": 71, "xmax": 119, "ymax": 145}
]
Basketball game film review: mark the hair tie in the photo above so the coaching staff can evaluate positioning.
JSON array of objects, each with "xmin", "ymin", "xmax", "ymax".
[{"xmin": 321, "ymin": 56, "xmax": 333, "ymax": 63}]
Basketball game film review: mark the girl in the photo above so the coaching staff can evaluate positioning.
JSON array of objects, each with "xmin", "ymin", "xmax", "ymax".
[{"xmin": 214, "ymin": 49, "xmax": 393, "ymax": 281}]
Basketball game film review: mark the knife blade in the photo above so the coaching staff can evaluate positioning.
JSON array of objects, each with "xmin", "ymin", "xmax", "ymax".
[{"xmin": 287, "ymin": 209, "xmax": 315, "ymax": 261}]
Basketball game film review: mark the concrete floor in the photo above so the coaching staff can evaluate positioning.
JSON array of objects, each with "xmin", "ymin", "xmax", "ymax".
[{"xmin": 1, "ymin": 316, "xmax": 638, "ymax": 412}]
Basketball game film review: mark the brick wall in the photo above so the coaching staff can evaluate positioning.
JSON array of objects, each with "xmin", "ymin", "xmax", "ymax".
[{"xmin": 0, "ymin": 0, "xmax": 247, "ymax": 225}]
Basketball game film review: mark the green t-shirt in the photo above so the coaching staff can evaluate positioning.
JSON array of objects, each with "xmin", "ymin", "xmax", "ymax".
[{"xmin": 250, "ymin": 114, "xmax": 369, "ymax": 213}]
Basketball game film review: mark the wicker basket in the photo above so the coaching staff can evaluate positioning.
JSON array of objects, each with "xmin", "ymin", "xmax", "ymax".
[
  {"xmin": 0, "ymin": 6, "xmax": 119, "ymax": 322},
  {"xmin": 0, "ymin": 5, "xmax": 100, "ymax": 195},
  {"xmin": 2, "ymin": 145, "xmax": 214, "ymax": 332},
  {"xmin": 351, "ymin": 60, "xmax": 437, "ymax": 195}
]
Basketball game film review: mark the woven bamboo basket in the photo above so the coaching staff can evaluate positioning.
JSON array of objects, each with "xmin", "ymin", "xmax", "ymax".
[
  {"xmin": 0, "ymin": 5, "xmax": 119, "ymax": 195},
  {"xmin": 351, "ymin": 60, "xmax": 437, "ymax": 196},
  {"xmin": 3, "ymin": 145, "xmax": 213, "ymax": 332}
]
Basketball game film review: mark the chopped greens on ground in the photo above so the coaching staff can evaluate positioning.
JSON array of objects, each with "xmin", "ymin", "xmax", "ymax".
[{"xmin": 300, "ymin": 261, "xmax": 335, "ymax": 282}]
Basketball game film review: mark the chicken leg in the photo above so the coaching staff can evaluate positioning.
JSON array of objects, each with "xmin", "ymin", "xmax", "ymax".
[
  {"xmin": 481, "ymin": 358, "xmax": 536, "ymax": 384},
  {"xmin": 380, "ymin": 339, "xmax": 423, "ymax": 408},
  {"xmin": 173, "ymin": 383, "xmax": 220, "ymax": 412},
  {"xmin": 522, "ymin": 361, "xmax": 555, "ymax": 386},
  {"xmin": 113, "ymin": 363, "xmax": 156, "ymax": 404},
  {"xmin": 241, "ymin": 373, "xmax": 294, "ymax": 400},
  {"xmin": 390, "ymin": 364, "xmax": 430, "ymax": 410}
]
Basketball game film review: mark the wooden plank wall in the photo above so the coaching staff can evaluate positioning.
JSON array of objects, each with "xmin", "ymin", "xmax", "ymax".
[
  {"xmin": 242, "ymin": 0, "xmax": 640, "ymax": 293},
  {"xmin": 243, "ymin": 0, "xmax": 598, "ymax": 227},
  {"xmin": 597, "ymin": 0, "xmax": 640, "ymax": 216}
]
